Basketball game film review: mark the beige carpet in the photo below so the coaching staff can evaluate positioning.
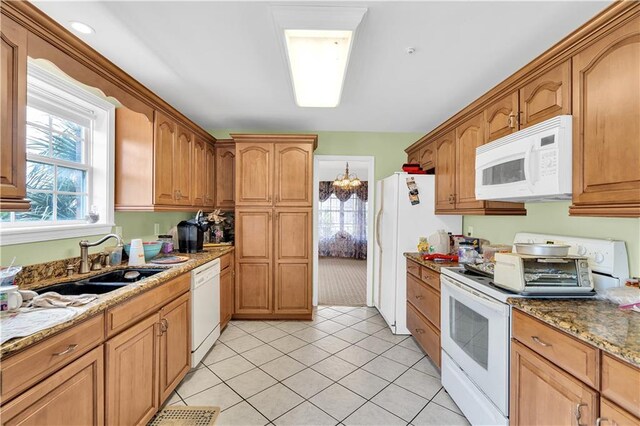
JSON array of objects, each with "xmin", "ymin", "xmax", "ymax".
[{"xmin": 318, "ymin": 257, "xmax": 367, "ymax": 306}]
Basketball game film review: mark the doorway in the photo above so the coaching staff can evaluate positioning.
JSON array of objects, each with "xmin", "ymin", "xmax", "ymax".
[{"xmin": 313, "ymin": 156, "xmax": 375, "ymax": 307}]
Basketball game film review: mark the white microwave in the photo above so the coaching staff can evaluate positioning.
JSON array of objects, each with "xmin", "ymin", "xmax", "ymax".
[{"xmin": 475, "ymin": 115, "xmax": 572, "ymax": 202}]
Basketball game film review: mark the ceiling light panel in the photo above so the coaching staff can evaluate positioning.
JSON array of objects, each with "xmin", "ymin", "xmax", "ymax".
[
  {"xmin": 70, "ymin": 21, "xmax": 95, "ymax": 34},
  {"xmin": 272, "ymin": 6, "xmax": 367, "ymax": 108}
]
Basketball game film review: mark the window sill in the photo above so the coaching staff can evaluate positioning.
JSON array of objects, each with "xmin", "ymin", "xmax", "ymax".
[{"xmin": 0, "ymin": 223, "xmax": 115, "ymax": 246}]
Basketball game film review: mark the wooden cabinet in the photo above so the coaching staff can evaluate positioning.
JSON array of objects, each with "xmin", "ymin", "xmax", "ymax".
[
  {"xmin": 510, "ymin": 340, "xmax": 599, "ymax": 426},
  {"xmin": 0, "ymin": 347, "xmax": 104, "ymax": 426},
  {"xmin": 232, "ymin": 134, "xmax": 316, "ymax": 320},
  {"xmin": 192, "ymin": 136, "xmax": 206, "ymax": 207},
  {"xmin": 519, "ymin": 60, "xmax": 571, "ymax": 128},
  {"xmin": 235, "ymin": 142, "xmax": 273, "ymax": 206},
  {"xmin": 274, "ymin": 143, "xmax": 313, "ymax": 207},
  {"xmin": 274, "ymin": 208, "xmax": 311, "ymax": 314},
  {"xmin": 419, "ymin": 141, "xmax": 436, "ymax": 171},
  {"xmin": 570, "ymin": 14, "xmax": 640, "ymax": 217},
  {"xmin": 115, "ymin": 108, "xmax": 216, "ymax": 211},
  {"xmin": 220, "ymin": 254, "xmax": 234, "ymax": 329},
  {"xmin": 215, "ymin": 140, "xmax": 235, "ymax": 209},
  {"xmin": 159, "ymin": 292, "xmax": 190, "ymax": 403},
  {"xmin": 600, "ymin": 398, "xmax": 640, "ymax": 426},
  {"xmin": 405, "ymin": 259, "xmax": 442, "ymax": 368},
  {"xmin": 601, "ymin": 353, "xmax": 640, "ymax": 418},
  {"xmin": 484, "ymin": 92, "xmax": 518, "ymax": 142},
  {"xmin": 435, "ymin": 131, "xmax": 457, "ymax": 211},
  {"xmin": 0, "ymin": 15, "xmax": 30, "ymax": 211},
  {"xmin": 106, "ymin": 314, "xmax": 160, "ymax": 426},
  {"xmin": 455, "ymin": 113, "xmax": 486, "ymax": 210},
  {"xmin": 205, "ymin": 142, "xmax": 216, "ymax": 207},
  {"xmin": 407, "ymin": 148, "xmax": 419, "ymax": 165}
]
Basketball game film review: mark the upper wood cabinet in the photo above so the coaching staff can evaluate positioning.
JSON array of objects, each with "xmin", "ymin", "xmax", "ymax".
[
  {"xmin": 519, "ymin": 60, "xmax": 571, "ymax": 128},
  {"xmin": 407, "ymin": 148, "xmax": 420, "ymax": 165},
  {"xmin": 205, "ymin": 142, "xmax": 215, "ymax": 208},
  {"xmin": 274, "ymin": 143, "xmax": 313, "ymax": 207},
  {"xmin": 570, "ymin": 14, "xmax": 640, "ymax": 217},
  {"xmin": 215, "ymin": 140, "xmax": 235, "ymax": 209},
  {"xmin": 419, "ymin": 141, "xmax": 436, "ymax": 171},
  {"xmin": 115, "ymin": 108, "xmax": 216, "ymax": 211},
  {"xmin": 434, "ymin": 132, "xmax": 457, "ymax": 211},
  {"xmin": 235, "ymin": 143, "xmax": 273, "ymax": 206},
  {"xmin": 0, "ymin": 15, "xmax": 30, "ymax": 211},
  {"xmin": 456, "ymin": 113, "xmax": 486, "ymax": 210},
  {"xmin": 484, "ymin": 92, "xmax": 519, "ymax": 143}
]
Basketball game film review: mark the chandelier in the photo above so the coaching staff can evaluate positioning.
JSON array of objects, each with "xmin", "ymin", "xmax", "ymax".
[{"xmin": 332, "ymin": 162, "xmax": 362, "ymax": 188}]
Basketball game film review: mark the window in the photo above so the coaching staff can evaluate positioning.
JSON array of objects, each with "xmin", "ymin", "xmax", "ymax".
[
  {"xmin": 318, "ymin": 193, "xmax": 367, "ymax": 239},
  {"xmin": 0, "ymin": 61, "xmax": 115, "ymax": 245}
]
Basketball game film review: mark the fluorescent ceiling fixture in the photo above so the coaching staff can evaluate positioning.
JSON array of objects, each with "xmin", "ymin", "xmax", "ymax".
[
  {"xmin": 285, "ymin": 30, "xmax": 352, "ymax": 108},
  {"xmin": 70, "ymin": 21, "xmax": 95, "ymax": 34},
  {"xmin": 272, "ymin": 6, "xmax": 367, "ymax": 108}
]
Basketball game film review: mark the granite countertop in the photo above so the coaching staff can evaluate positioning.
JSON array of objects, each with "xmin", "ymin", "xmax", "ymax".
[
  {"xmin": 404, "ymin": 252, "xmax": 458, "ymax": 273},
  {"xmin": 0, "ymin": 247, "xmax": 234, "ymax": 359},
  {"xmin": 509, "ymin": 298, "xmax": 640, "ymax": 367}
]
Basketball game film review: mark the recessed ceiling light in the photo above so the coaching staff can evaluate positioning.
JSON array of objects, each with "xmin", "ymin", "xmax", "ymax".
[
  {"xmin": 70, "ymin": 21, "xmax": 95, "ymax": 35},
  {"xmin": 272, "ymin": 6, "xmax": 367, "ymax": 108}
]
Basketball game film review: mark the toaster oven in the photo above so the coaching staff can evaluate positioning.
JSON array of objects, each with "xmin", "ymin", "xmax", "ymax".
[{"xmin": 493, "ymin": 252, "xmax": 594, "ymax": 294}]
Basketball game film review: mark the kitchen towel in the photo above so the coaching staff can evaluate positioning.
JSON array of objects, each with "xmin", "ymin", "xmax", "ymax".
[{"xmin": 29, "ymin": 292, "xmax": 98, "ymax": 308}]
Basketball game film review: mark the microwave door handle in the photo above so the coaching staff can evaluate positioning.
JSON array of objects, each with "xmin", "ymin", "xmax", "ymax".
[{"xmin": 524, "ymin": 143, "xmax": 537, "ymax": 191}]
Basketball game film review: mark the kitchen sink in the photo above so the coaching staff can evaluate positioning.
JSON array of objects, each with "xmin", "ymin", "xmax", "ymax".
[{"xmin": 35, "ymin": 268, "xmax": 167, "ymax": 296}]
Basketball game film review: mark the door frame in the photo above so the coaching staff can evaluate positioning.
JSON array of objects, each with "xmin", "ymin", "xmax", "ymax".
[{"xmin": 313, "ymin": 155, "xmax": 375, "ymax": 307}]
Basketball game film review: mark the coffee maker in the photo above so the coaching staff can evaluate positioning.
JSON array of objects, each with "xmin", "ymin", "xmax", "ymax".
[{"xmin": 177, "ymin": 211, "xmax": 209, "ymax": 253}]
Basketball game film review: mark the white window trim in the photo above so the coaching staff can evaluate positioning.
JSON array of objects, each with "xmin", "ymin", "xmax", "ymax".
[{"xmin": 0, "ymin": 61, "xmax": 115, "ymax": 246}]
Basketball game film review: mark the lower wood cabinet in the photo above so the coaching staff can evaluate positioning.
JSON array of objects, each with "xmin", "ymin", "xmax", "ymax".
[
  {"xmin": 600, "ymin": 398, "xmax": 640, "ymax": 426},
  {"xmin": 159, "ymin": 292, "xmax": 191, "ymax": 403},
  {"xmin": 510, "ymin": 339, "xmax": 598, "ymax": 426},
  {"xmin": 106, "ymin": 313, "xmax": 160, "ymax": 426},
  {"xmin": 220, "ymin": 261, "xmax": 234, "ymax": 329},
  {"xmin": 1, "ymin": 346, "xmax": 104, "ymax": 425}
]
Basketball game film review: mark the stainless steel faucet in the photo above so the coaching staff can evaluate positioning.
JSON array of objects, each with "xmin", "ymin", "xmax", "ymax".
[{"xmin": 79, "ymin": 233, "xmax": 123, "ymax": 274}]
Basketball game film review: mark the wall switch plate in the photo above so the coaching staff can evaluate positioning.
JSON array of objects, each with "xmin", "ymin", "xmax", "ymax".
[
  {"xmin": 153, "ymin": 223, "xmax": 160, "ymax": 235},
  {"xmin": 467, "ymin": 226, "xmax": 474, "ymax": 236}
]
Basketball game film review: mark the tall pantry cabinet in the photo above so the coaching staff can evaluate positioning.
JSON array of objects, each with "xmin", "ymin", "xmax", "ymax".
[{"xmin": 232, "ymin": 134, "xmax": 316, "ymax": 319}]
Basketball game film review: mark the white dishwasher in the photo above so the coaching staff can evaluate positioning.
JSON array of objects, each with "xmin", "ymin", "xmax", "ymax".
[{"xmin": 191, "ymin": 259, "xmax": 220, "ymax": 366}]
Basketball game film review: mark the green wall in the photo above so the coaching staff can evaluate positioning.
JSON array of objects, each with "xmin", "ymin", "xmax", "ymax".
[
  {"xmin": 0, "ymin": 212, "xmax": 192, "ymax": 266},
  {"xmin": 209, "ymin": 130, "xmax": 424, "ymax": 181},
  {"xmin": 464, "ymin": 203, "xmax": 640, "ymax": 276}
]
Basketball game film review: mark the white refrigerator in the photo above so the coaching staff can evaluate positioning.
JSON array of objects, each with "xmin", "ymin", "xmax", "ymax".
[{"xmin": 373, "ymin": 173, "xmax": 461, "ymax": 334}]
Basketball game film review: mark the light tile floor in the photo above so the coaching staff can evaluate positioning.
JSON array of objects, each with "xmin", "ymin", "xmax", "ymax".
[{"xmin": 171, "ymin": 306, "xmax": 470, "ymax": 426}]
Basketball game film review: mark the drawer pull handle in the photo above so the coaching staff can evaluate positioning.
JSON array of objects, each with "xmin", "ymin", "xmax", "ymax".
[
  {"xmin": 575, "ymin": 403, "xmax": 587, "ymax": 426},
  {"xmin": 596, "ymin": 418, "xmax": 608, "ymax": 426},
  {"xmin": 532, "ymin": 336, "xmax": 551, "ymax": 347},
  {"xmin": 53, "ymin": 344, "xmax": 78, "ymax": 356},
  {"xmin": 415, "ymin": 328, "xmax": 425, "ymax": 334},
  {"xmin": 415, "ymin": 295, "xmax": 424, "ymax": 300}
]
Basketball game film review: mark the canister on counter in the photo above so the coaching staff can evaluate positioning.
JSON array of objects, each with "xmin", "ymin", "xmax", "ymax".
[{"xmin": 158, "ymin": 234, "xmax": 174, "ymax": 254}]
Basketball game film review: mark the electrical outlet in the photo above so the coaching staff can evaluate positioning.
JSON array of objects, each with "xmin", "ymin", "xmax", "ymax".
[
  {"xmin": 154, "ymin": 223, "xmax": 160, "ymax": 235},
  {"xmin": 467, "ymin": 226, "xmax": 474, "ymax": 236}
]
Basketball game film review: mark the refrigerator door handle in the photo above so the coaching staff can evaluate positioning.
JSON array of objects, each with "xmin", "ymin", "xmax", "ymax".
[{"xmin": 375, "ymin": 209, "xmax": 383, "ymax": 250}]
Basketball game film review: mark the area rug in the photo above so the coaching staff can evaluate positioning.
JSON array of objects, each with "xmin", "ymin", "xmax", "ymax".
[
  {"xmin": 148, "ymin": 406, "xmax": 220, "ymax": 426},
  {"xmin": 318, "ymin": 257, "xmax": 367, "ymax": 306}
]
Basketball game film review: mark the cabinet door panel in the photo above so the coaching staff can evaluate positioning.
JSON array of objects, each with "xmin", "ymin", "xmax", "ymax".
[
  {"xmin": 236, "ymin": 263, "xmax": 271, "ymax": 314},
  {"xmin": 275, "ymin": 263, "xmax": 310, "ymax": 313},
  {"xmin": 510, "ymin": 340, "xmax": 598, "ymax": 426},
  {"xmin": 205, "ymin": 143, "xmax": 216, "ymax": 207},
  {"xmin": 106, "ymin": 314, "xmax": 159, "ymax": 426},
  {"xmin": 192, "ymin": 137, "xmax": 206, "ymax": 207},
  {"xmin": 236, "ymin": 143, "xmax": 273, "ymax": 206},
  {"xmin": 601, "ymin": 398, "xmax": 640, "ymax": 426},
  {"xmin": 275, "ymin": 209, "xmax": 310, "ymax": 261},
  {"xmin": 1, "ymin": 347, "xmax": 104, "ymax": 426},
  {"xmin": 419, "ymin": 141, "xmax": 435, "ymax": 171},
  {"xmin": 236, "ymin": 209, "xmax": 272, "ymax": 261},
  {"xmin": 215, "ymin": 145, "xmax": 235, "ymax": 208},
  {"xmin": 175, "ymin": 126, "xmax": 193, "ymax": 206},
  {"xmin": 520, "ymin": 60, "xmax": 571, "ymax": 128},
  {"xmin": 484, "ymin": 92, "xmax": 518, "ymax": 142},
  {"xmin": 220, "ymin": 267, "xmax": 233, "ymax": 328},
  {"xmin": 153, "ymin": 112, "xmax": 176, "ymax": 205},
  {"xmin": 274, "ymin": 144, "xmax": 313, "ymax": 206},
  {"xmin": 0, "ymin": 15, "xmax": 27, "ymax": 203},
  {"xmin": 159, "ymin": 293, "xmax": 190, "ymax": 403},
  {"xmin": 455, "ymin": 113, "xmax": 485, "ymax": 209},
  {"xmin": 407, "ymin": 149, "xmax": 419, "ymax": 164},
  {"xmin": 435, "ymin": 132, "xmax": 456, "ymax": 211},
  {"xmin": 571, "ymin": 16, "xmax": 640, "ymax": 215}
]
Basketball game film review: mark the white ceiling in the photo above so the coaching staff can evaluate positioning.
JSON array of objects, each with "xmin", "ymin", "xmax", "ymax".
[{"xmin": 32, "ymin": 1, "xmax": 610, "ymax": 133}]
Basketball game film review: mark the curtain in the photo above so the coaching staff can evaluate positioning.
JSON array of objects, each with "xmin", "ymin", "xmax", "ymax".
[{"xmin": 318, "ymin": 182, "xmax": 368, "ymax": 260}]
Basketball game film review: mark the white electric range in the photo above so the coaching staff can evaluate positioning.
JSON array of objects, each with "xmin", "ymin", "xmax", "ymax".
[{"xmin": 439, "ymin": 233, "xmax": 629, "ymax": 426}]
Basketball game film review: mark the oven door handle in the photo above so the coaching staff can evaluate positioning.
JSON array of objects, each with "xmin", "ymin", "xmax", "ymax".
[{"xmin": 442, "ymin": 276, "xmax": 507, "ymax": 315}]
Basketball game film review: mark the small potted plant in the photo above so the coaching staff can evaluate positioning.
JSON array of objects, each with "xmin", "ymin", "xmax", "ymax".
[{"xmin": 207, "ymin": 209, "xmax": 226, "ymax": 244}]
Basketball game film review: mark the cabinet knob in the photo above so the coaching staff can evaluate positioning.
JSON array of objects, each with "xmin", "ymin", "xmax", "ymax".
[
  {"xmin": 415, "ymin": 328, "xmax": 425, "ymax": 334},
  {"xmin": 415, "ymin": 295, "xmax": 424, "ymax": 300}
]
